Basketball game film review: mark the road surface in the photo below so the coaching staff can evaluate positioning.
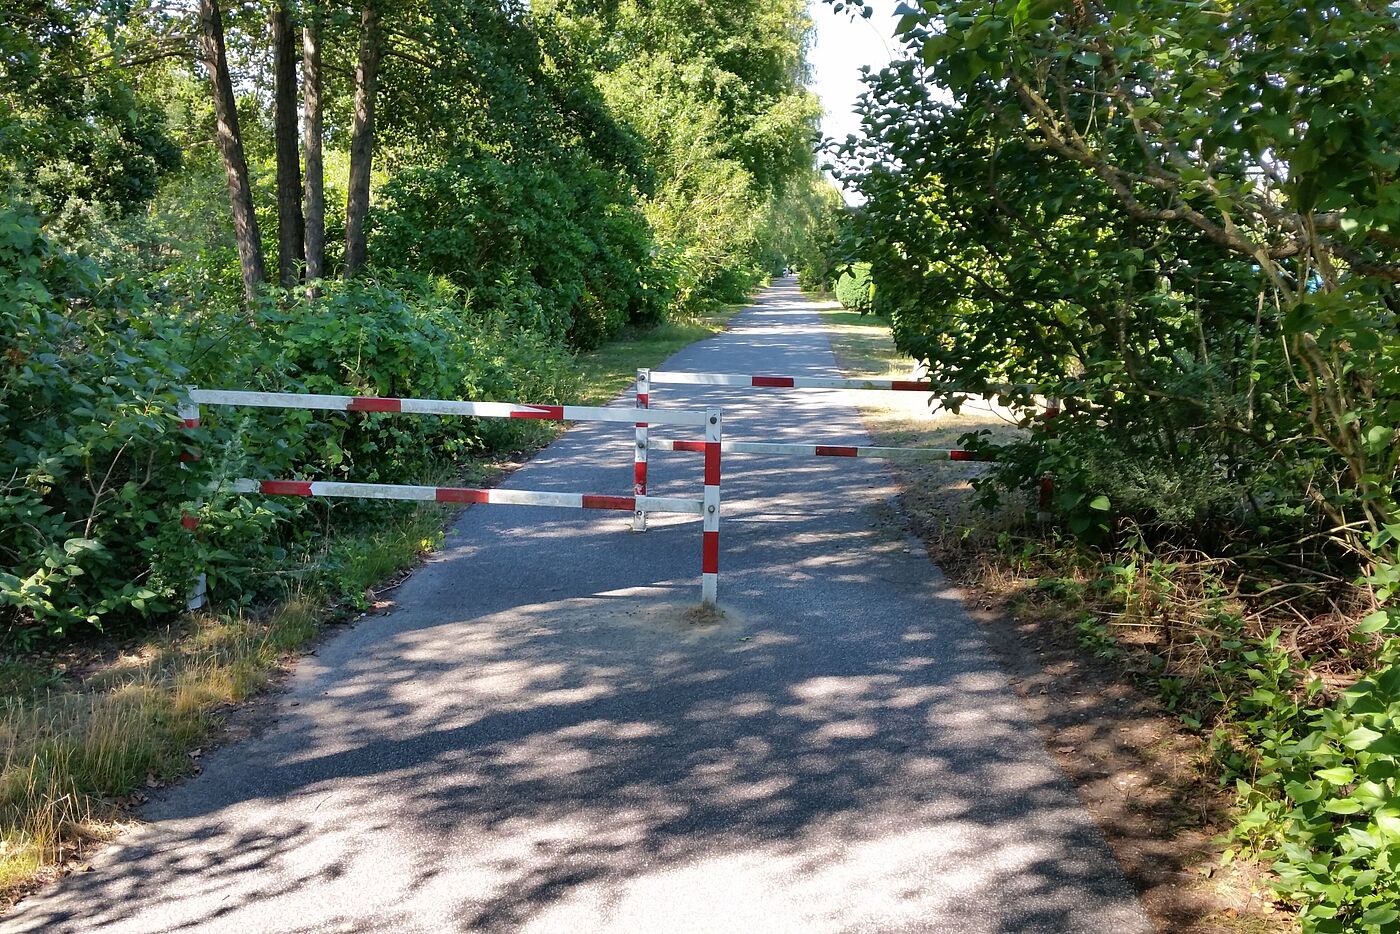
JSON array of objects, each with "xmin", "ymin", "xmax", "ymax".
[{"xmin": 7, "ymin": 279, "xmax": 1148, "ymax": 933}]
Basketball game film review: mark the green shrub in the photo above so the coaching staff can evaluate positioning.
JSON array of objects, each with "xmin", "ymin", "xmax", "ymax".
[
  {"xmin": 0, "ymin": 205, "xmax": 200, "ymax": 640},
  {"xmin": 1225, "ymin": 637, "xmax": 1400, "ymax": 932},
  {"xmin": 370, "ymin": 154, "xmax": 664, "ymax": 349},
  {"xmin": 833, "ymin": 263, "xmax": 874, "ymax": 314},
  {"xmin": 1, "ymin": 204, "xmax": 584, "ymax": 641}
]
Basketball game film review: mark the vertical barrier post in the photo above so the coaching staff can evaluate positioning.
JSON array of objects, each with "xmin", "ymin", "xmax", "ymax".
[
  {"xmin": 701, "ymin": 406, "xmax": 722, "ymax": 606},
  {"xmin": 633, "ymin": 368, "xmax": 650, "ymax": 532},
  {"xmin": 178, "ymin": 395, "xmax": 207, "ymax": 610}
]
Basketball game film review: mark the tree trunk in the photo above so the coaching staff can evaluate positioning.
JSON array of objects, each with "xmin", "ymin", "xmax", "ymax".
[
  {"xmin": 200, "ymin": 0, "xmax": 265, "ymax": 301},
  {"xmin": 344, "ymin": 0, "xmax": 382, "ymax": 278},
  {"xmin": 302, "ymin": 6, "xmax": 325, "ymax": 284},
  {"xmin": 272, "ymin": 1, "xmax": 305, "ymax": 288}
]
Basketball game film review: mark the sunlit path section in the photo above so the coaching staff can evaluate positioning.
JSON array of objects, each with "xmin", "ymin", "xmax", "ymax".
[{"xmin": 8, "ymin": 279, "xmax": 1148, "ymax": 933}]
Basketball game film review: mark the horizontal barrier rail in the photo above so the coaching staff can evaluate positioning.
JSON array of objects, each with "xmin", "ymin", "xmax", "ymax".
[
  {"xmin": 189, "ymin": 389, "xmax": 709, "ymax": 427},
  {"xmin": 645, "ymin": 371, "xmax": 1034, "ymax": 396},
  {"xmin": 228, "ymin": 479, "xmax": 704, "ymax": 514},
  {"xmin": 646, "ymin": 439, "xmax": 993, "ymax": 463}
]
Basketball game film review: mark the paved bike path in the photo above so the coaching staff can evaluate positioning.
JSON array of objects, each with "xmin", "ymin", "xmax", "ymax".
[{"xmin": 7, "ymin": 280, "xmax": 1148, "ymax": 932}]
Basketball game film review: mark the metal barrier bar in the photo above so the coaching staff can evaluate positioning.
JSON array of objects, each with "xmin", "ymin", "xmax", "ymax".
[
  {"xmin": 228, "ymin": 479, "xmax": 703, "ymax": 514},
  {"xmin": 189, "ymin": 389, "xmax": 709, "ymax": 427},
  {"xmin": 647, "ymin": 439, "xmax": 993, "ymax": 462},
  {"xmin": 645, "ymin": 371, "xmax": 1034, "ymax": 395}
]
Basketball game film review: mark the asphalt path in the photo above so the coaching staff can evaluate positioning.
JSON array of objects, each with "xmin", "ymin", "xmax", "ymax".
[{"xmin": 7, "ymin": 279, "xmax": 1149, "ymax": 933}]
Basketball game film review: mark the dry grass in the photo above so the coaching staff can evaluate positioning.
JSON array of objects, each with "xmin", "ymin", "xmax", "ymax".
[{"xmin": 0, "ymin": 510, "xmax": 442, "ymax": 905}]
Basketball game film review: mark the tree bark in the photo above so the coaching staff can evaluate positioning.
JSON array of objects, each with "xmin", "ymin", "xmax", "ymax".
[
  {"xmin": 344, "ymin": 0, "xmax": 382, "ymax": 278},
  {"xmin": 302, "ymin": 6, "xmax": 325, "ymax": 284},
  {"xmin": 272, "ymin": 1, "xmax": 305, "ymax": 288},
  {"xmin": 200, "ymin": 0, "xmax": 265, "ymax": 301}
]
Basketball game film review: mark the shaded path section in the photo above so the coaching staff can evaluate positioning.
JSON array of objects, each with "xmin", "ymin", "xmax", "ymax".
[{"xmin": 6, "ymin": 280, "xmax": 1148, "ymax": 933}]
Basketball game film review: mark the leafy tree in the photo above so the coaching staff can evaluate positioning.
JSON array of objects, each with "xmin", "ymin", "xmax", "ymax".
[{"xmin": 832, "ymin": 0, "xmax": 1400, "ymax": 925}]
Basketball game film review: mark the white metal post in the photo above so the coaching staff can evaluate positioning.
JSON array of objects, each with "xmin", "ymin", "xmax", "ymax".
[
  {"xmin": 701, "ymin": 407, "xmax": 721, "ymax": 607},
  {"xmin": 178, "ymin": 395, "xmax": 207, "ymax": 610},
  {"xmin": 633, "ymin": 368, "xmax": 650, "ymax": 532}
]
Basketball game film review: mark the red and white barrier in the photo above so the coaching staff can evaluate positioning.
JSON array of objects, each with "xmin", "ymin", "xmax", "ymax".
[
  {"xmin": 645, "ymin": 370, "xmax": 1035, "ymax": 396},
  {"xmin": 187, "ymin": 389, "xmax": 709, "ymax": 428},
  {"xmin": 646, "ymin": 439, "xmax": 992, "ymax": 463},
  {"xmin": 178, "ymin": 398, "xmax": 208, "ymax": 610},
  {"xmin": 228, "ymin": 479, "xmax": 703, "ymax": 515},
  {"xmin": 182, "ymin": 388, "xmax": 723, "ymax": 607},
  {"xmin": 632, "ymin": 367, "xmax": 1053, "ymax": 528},
  {"xmin": 633, "ymin": 368, "xmax": 650, "ymax": 532}
]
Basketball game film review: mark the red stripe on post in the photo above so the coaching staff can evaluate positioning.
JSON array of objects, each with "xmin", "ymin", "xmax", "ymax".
[
  {"xmin": 347, "ymin": 397, "xmax": 402, "ymax": 413},
  {"xmin": 702, "ymin": 530, "xmax": 719, "ymax": 574},
  {"xmin": 261, "ymin": 480, "xmax": 313, "ymax": 496},
  {"xmin": 890, "ymin": 380, "xmax": 931, "ymax": 392},
  {"xmin": 634, "ymin": 462, "xmax": 647, "ymax": 485},
  {"xmin": 815, "ymin": 445, "xmax": 858, "ymax": 457},
  {"xmin": 179, "ymin": 451, "xmax": 202, "ymax": 462},
  {"xmin": 704, "ymin": 442, "xmax": 721, "ymax": 485},
  {"xmin": 182, "ymin": 418, "xmax": 200, "ymax": 429},
  {"xmin": 752, "ymin": 376, "xmax": 794, "ymax": 388},
  {"xmin": 435, "ymin": 487, "xmax": 489, "ymax": 504},
  {"xmin": 637, "ymin": 393, "xmax": 648, "ymax": 405},
  {"xmin": 581, "ymin": 495, "xmax": 636, "ymax": 511},
  {"xmin": 180, "ymin": 512, "xmax": 201, "ymax": 531},
  {"xmin": 510, "ymin": 405, "xmax": 565, "ymax": 420}
]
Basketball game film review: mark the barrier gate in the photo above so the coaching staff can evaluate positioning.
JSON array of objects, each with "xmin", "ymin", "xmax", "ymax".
[
  {"xmin": 180, "ymin": 389, "xmax": 723, "ymax": 607},
  {"xmin": 630, "ymin": 368, "xmax": 1057, "ymax": 530}
]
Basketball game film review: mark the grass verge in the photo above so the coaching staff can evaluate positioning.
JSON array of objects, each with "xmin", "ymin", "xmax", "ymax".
[{"xmin": 0, "ymin": 300, "xmax": 746, "ymax": 906}]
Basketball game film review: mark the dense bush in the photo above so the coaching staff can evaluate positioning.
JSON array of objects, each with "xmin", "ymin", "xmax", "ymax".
[
  {"xmin": 0, "ymin": 207, "xmax": 198, "ymax": 638},
  {"xmin": 371, "ymin": 156, "xmax": 665, "ymax": 348},
  {"xmin": 832, "ymin": 0, "xmax": 1400, "ymax": 926},
  {"xmin": 0, "ymin": 205, "xmax": 582, "ymax": 642},
  {"xmin": 833, "ymin": 263, "xmax": 874, "ymax": 314},
  {"xmin": 1206, "ymin": 632, "xmax": 1400, "ymax": 932}
]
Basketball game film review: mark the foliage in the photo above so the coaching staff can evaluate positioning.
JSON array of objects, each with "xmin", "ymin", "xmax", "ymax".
[
  {"xmin": 372, "ymin": 154, "xmax": 660, "ymax": 348},
  {"xmin": 830, "ymin": 0, "xmax": 1400, "ymax": 926},
  {"xmin": 832, "ymin": 0, "xmax": 1400, "ymax": 596},
  {"xmin": 549, "ymin": 0, "xmax": 824, "ymax": 308},
  {"xmin": 0, "ymin": 205, "xmax": 198, "ymax": 640},
  {"xmin": 833, "ymin": 262, "xmax": 874, "ymax": 315},
  {"xmin": 0, "ymin": 208, "xmax": 579, "ymax": 640},
  {"xmin": 0, "ymin": 1, "xmax": 182, "ymax": 239},
  {"xmin": 1224, "ymin": 637, "xmax": 1400, "ymax": 933}
]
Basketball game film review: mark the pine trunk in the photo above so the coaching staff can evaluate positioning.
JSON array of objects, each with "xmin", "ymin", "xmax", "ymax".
[
  {"xmin": 272, "ymin": 2, "xmax": 305, "ymax": 288},
  {"xmin": 344, "ymin": 0, "xmax": 381, "ymax": 278},
  {"xmin": 302, "ymin": 7, "xmax": 325, "ymax": 284},
  {"xmin": 200, "ymin": 0, "xmax": 265, "ymax": 301}
]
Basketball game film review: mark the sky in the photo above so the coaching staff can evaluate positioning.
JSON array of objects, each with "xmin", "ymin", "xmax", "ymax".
[{"xmin": 806, "ymin": 0, "xmax": 902, "ymax": 198}]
